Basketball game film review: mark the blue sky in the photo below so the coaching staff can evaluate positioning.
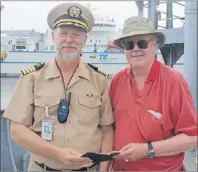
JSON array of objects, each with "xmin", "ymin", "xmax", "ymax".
[{"xmin": 1, "ymin": 1, "xmax": 185, "ymax": 32}]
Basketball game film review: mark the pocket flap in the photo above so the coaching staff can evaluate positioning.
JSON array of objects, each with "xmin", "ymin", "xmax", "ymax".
[
  {"xmin": 35, "ymin": 97, "xmax": 60, "ymax": 108},
  {"xmin": 78, "ymin": 96, "xmax": 101, "ymax": 108}
]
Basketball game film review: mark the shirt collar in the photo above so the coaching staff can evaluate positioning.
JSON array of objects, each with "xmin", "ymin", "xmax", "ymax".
[
  {"xmin": 146, "ymin": 59, "xmax": 161, "ymax": 82},
  {"xmin": 45, "ymin": 57, "xmax": 90, "ymax": 81},
  {"xmin": 45, "ymin": 57, "xmax": 60, "ymax": 79},
  {"xmin": 125, "ymin": 59, "xmax": 161, "ymax": 82}
]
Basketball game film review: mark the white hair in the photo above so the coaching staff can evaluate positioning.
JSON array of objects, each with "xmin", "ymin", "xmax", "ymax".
[{"xmin": 150, "ymin": 35, "xmax": 159, "ymax": 53}]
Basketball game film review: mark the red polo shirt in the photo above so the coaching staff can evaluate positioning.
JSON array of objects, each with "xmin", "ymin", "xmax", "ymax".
[{"xmin": 110, "ymin": 59, "xmax": 197, "ymax": 171}]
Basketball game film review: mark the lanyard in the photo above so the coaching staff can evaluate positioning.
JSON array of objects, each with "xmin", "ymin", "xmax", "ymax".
[{"xmin": 55, "ymin": 59, "xmax": 78, "ymax": 99}]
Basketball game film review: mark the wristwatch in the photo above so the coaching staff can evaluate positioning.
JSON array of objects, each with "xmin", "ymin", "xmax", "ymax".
[{"xmin": 147, "ymin": 142, "xmax": 155, "ymax": 158}]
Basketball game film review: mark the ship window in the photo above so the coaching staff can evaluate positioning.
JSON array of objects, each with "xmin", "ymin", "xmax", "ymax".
[{"xmin": 16, "ymin": 46, "xmax": 26, "ymax": 49}]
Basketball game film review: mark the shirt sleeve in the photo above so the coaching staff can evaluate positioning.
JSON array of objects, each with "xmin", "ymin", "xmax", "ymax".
[
  {"xmin": 170, "ymin": 79, "xmax": 197, "ymax": 136},
  {"xmin": 3, "ymin": 74, "xmax": 35, "ymax": 126},
  {"xmin": 99, "ymin": 77, "xmax": 115, "ymax": 126}
]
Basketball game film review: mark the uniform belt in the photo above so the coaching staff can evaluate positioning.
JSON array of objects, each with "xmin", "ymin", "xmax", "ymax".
[{"xmin": 35, "ymin": 161, "xmax": 96, "ymax": 171}]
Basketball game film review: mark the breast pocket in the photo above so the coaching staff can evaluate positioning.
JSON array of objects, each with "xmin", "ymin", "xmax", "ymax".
[
  {"xmin": 34, "ymin": 96, "xmax": 61, "ymax": 124},
  {"xmin": 139, "ymin": 109, "xmax": 166, "ymax": 142},
  {"xmin": 78, "ymin": 95, "xmax": 102, "ymax": 125}
]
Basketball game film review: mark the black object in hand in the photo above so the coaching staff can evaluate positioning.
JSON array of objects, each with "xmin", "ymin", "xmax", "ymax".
[{"xmin": 81, "ymin": 152, "xmax": 120, "ymax": 164}]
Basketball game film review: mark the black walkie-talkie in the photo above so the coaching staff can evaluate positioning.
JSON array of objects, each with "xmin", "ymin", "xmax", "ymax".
[{"xmin": 58, "ymin": 92, "xmax": 71, "ymax": 123}]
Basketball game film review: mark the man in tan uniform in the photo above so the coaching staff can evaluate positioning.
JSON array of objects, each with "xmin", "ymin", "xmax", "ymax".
[{"xmin": 3, "ymin": 2, "xmax": 114, "ymax": 171}]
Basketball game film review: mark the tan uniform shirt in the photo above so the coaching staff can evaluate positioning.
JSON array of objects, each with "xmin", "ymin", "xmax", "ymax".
[{"xmin": 3, "ymin": 57, "xmax": 114, "ymax": 170}]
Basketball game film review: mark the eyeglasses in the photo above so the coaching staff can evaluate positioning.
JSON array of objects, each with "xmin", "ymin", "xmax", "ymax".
[{"xmin": 124, "ymin": 39, "xmax": 152, "ymax": 50}]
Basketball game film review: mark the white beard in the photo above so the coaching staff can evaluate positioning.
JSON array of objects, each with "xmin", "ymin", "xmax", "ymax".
[
  {"xmin": 59, "ymin": 50, "xmax": 79, "ymax": 62},
  {"xmin": 54, "ymin": 42, "xmax": 81, "ymax": 62}
]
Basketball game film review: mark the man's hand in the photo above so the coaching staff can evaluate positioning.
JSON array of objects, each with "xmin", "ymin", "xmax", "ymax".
[
  {"xmin": 57, "ymin": 148, "xmax": 92, "ymax": 166},
  {"xmin": 114, "ymin": 143, "xmax": 148, "ymax": 162}
]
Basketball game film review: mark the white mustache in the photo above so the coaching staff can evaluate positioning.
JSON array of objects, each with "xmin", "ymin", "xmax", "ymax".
[
  {"xmin": 60, "ymin": 43, "xmax": 77, "ymax": 49},
  {"xmin": 61, "ymin": 46, "xmax": 76, "ymax": 49}
]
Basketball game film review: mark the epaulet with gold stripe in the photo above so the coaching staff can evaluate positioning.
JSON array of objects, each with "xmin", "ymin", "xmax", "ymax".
[
  {"xmin": 21, "ymin": 63, "xmax": 45, "ymax": 75},
  {"xmin": 87, "ymin": 63, "xmax": 109, "ymax": 78}
]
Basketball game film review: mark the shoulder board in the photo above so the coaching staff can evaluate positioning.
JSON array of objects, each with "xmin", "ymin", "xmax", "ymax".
[
  {"xmin": 21, "ymin": 63, "xmax": 45, "ymax": 75},
  {"xmin": 87, "ymin": 63, "xmax": 109, "ymax": 77}
]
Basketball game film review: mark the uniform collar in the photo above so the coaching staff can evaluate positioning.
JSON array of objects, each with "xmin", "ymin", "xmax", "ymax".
[
  {"xmin": 45, "ymin": 57, "xmax": 90, "ymax": 81},
  {"xmin": 45, "ymin": 57, "xmax": 60, "ymax": 79},
  {"xmin": 125, "ymin": 59, "xmax": 161, "ymax": 82},
  {"xmin": 76, "ymin": 58, "xmax": 90, "ymax": 81}
]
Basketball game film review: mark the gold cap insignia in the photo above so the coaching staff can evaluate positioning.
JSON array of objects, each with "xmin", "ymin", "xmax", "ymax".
[{"xmin": 68, "ymin": 6, "xmax": 82, "ymax": 18}]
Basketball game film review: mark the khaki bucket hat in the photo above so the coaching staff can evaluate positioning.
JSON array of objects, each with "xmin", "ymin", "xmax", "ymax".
[{"xmin": 114, "ymin": 16, "xmax": 165, "ymax": 49}]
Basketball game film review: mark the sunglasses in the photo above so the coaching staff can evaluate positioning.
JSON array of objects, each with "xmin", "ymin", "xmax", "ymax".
[{"xmin": 124, "ymin": 39, "xmax": 152, "ymax": 50}]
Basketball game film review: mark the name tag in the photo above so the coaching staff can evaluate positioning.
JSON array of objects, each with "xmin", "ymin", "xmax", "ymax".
[
  {"xmin": 41, "ymin": 107, "xmax": 55, "ymax": 141},
  {"xmin": 41, "ymin": 121, "xmax": 53, "ymax": 140}
]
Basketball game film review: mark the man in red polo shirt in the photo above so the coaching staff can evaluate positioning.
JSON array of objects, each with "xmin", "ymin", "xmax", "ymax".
[{"xmin": 110, "ymin": 16, "xmax": 197, "ymax": 171}]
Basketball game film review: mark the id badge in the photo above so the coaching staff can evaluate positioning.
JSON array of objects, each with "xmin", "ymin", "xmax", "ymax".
[{"xmin": 41, "ymin": 107, "xmax": 55, "ymax": 141}]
